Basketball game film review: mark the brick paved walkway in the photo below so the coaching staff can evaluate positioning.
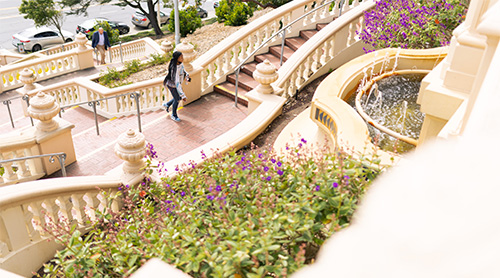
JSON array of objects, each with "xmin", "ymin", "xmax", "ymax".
[{"xmin": 0, "ymin": 89, "xmax": 248, "ymax": 178}]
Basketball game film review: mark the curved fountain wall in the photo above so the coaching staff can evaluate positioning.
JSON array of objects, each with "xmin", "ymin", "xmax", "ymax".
[{"xmin": 308, "ymin": 47, "xmax": 447, "ymax": 163}]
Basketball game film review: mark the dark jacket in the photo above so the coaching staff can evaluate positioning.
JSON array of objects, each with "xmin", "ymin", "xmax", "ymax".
[{"xmin": 91, "ymin": 31, "xmax": 111, "ymax": 50}]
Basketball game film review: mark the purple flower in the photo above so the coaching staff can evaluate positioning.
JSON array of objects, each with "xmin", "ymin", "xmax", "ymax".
[
  {"xmin": 264, "ymin": 166, "xmax": 269, "ymax": 172},
  {"xmin": 277, "ymin": 169, "xmax": 284, "ymax": 176},
  {"xmin": 266, "ymin": 176, "xmax": 272, "ymax": 181},
  {"xmin": 180, "ymin": 191, "xmax": 186, "ymax": 197},
  {"xmin": 258, "ymin": 153, "xmax": 263, "ymax": 159},
  {"xmin": 301, "ymin": 138, "xmax": 307, "ymax": 143},
  {"xmin": 207, "ymin": 195, "xmax": 215, "ymax": 201},
  {"xmin": 333, "ymin": 182, "xmax": 338, "ymax": 188},
  {"xmin": 277, "ymin": 161, "xmax": 282, "ymax": 167},
  {"xmin": 215, "ymin": 185, "xmax": 222, "ymax": 192},
  {"xmin": 344, "ymin": 175, "xmax": 350, "ymax": 180},
  {"xmin": 271, "ymin": 158, "xmax": 276, "ymax": 163},
  {"xmin": 315, "ymin": 185, "xmax": 320, "ymax": 191}
]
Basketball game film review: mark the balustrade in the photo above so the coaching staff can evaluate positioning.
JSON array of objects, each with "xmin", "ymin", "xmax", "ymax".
[{"xmin": 0, "ymin": 139, "xmax": 44, "ymax": 186}]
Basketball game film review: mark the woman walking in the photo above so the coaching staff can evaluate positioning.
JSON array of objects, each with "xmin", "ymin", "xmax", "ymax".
[{"xmin": 163, "ymin": 51, "xmax": 190, "ymax": 122}]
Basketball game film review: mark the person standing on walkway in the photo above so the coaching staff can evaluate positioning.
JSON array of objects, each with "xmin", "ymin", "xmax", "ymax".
[
  {"xmin": 163, "ymin": 51, "xmax": 190, "ymax": 122},
  {"xmin": 91, "ymin": 27, "xmax": 111, "ymax": 65}
]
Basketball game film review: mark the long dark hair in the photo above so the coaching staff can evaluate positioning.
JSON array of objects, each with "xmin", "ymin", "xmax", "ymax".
[{"xmin": 163, "ymin": 51, "xmax": 183, "ymax": 85}]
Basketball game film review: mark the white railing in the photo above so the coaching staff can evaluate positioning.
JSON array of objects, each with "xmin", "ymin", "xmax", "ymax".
[
  {"xmin": 0, "ymin": 135, "xmax": 44, "ymax": 186},
  {"xmin": 275, "ymin": 0, "xmax": 375, "ymax": 99},
  {"xmin": 0, "ymin": 176, "xmax": 123, "ymax": 276},
  {"xmin": 0, "ymin": 50, "xmax": 24, "ymax": 66},
  {"xmin": 0, "ymin": 51, "xmax": 81, "ymax": 93},
  {"xmin": 194, "ymin": 0, "xmax": 360, "ymax": 95},
  {"xmin": 43, "ymin": 41, "xmax": 79, "ymax": 56}
]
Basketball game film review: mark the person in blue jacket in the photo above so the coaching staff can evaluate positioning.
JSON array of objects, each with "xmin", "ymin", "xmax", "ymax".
[
  {"xmin": 163, "ymin": 51, "xmax": 190, "ymax": 122},
  {"xmin": 91, "ymin": 27, "xmax": 111, "ymax": 65}
]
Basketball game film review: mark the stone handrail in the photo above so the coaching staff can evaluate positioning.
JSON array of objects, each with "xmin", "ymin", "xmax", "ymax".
[
  {"xmin": 43, "ymin": 41, "xmax": 79, "ymax": 56},
  {"xmin": 0, "ymin": 50, "xmax": 24, "ymax": 66},
  {"xmin": 0, "ymin": 133, "xmax": 44, "ymax": 186},
  {"xmin": 274, "ymin": 0, "xmax": 376, "ymax": 99},
  {"xmin": 0, "ymin": 50, "xmax": 82, "ymax": 93},
  {"xmin": 193, "ymin": 0, "xmax": 357, "ymax": 95},
  {"xmin": 0, "ymin": 176, "xmax": 123, "ymax": 276}
]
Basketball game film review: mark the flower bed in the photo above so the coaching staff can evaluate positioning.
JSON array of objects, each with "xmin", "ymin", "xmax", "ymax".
[{"xmin": 40, "ymin": 141, "xmax": 384, "ymax": 277}]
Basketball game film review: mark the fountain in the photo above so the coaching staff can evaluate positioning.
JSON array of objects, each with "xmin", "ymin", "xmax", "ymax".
[{"xmin": 348, "ymin": 71, "xmax": 428, "ymax": 153}]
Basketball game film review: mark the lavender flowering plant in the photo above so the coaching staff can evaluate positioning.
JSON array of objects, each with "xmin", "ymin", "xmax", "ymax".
[
  {"xmin": 40, "ymin": 141, "xmax": 383, "ymax": 277},
  {"xmin": 359, "ymin": 0, "xmax": 468, "ymax": 51}
]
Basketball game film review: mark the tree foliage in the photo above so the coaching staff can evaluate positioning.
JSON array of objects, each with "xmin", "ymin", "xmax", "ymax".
[
  {"xmin": 60, "ymin": 0, "xmax": 170, "ymax": 36},
  {"xmin": 168, "ymin": 6, "xmax": 202, "ymax": 37},
  {"xmin": 19, "ymin": 0, "xmax": 67, "ymax": 41},
  {"xmin": 241, "ymin": 0, "xmax": 291, "ymax": 9}
]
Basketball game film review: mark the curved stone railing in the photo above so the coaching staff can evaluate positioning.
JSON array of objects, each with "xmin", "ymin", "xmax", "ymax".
[
  {"xmin": 193, "ymin": 0, "xmax": 369, "ymax": 95},
  {"xmin": 274, "ymin": 0, "xmax": 375, "ymax": 99},
  {"xmin": 0, "ymin": 50, "xmax": 24, "ymax": 66},
  {"xmin": 0, "ymin": 176, "xmax": 123, "ymax": 276}
]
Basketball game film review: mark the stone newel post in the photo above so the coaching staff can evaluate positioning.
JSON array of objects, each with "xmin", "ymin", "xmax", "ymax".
[
  {"xmin": 161, "ymin": 40, "xmax": 173, "ymax": 54},
  {"xmin": 75, "ymin": 32, "xmax": 88, "ymax": 52},
  {"xmin": 175, "ymin": 41, "xmax": 196, "ymax": 72},
  {"xmin": 19, "ymin": 68, "xmax": 36, "ymax": 91},
  {"xmin": 28, "ymin": 92, "xmax": 60, "ymax": 132},
  {"xmin": 114, "ymin": 129, "xmax": 147, "ymax": 174},
  {"xmin": 253, "ymin": 59, "xmax": 279, "ymax": 94}
]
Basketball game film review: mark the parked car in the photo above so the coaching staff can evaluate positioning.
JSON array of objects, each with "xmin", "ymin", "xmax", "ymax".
[
  {"xmin": 12, "ymin": 27, "xmax": 75, "ymax": 52},
  {"xmin": 131, "ymin": 11, "xmax": 169, "ymax": 28},
  {"xmin": 214, "ymin": 1, "xmax": 219, "ymax": 9},
  {"xmin": 76, "ymin": 18, "xmax": 130, "ymax": 38},
  {"xmin": 197, "ymin": 7, "xmax": 208, "ymax": 18}
]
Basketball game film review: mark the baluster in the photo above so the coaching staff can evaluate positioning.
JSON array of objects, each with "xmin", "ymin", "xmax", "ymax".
[
  {"xmin": 342, "ymin": 0, "xmax": 350, "ymax": 13},
  {"xmin": 247, "ymin": 33, "xmax": 256, "ymax": 56},
  {"xmin": 86, "ymin": 193, "xmax": 101, "ymax": 222},
  {"xmin": 201, "ymin": 67, "xmax": 208, "ymax": 90},
  {"xmin": 255, "ymin": 30, "xmax": 263, "ymax": 47},
  {"xmin": 15, "ymin": 149, "xmax": 30, "ymax": 178},
  {"xmin": 71, "ymin": 193, "xmax": 90, "ymax": 227},
  {"xmin": 223, "ymin": 50, "xmax": 232, "ymax": 72},
  {"xmin": 232, "ymin": 45, "xmax": 240, "ymax": 67},
  {"xmin": 215, "ymin": 56, "xmax": 224, "ymax": 79},
  {"xmin": 348, "ymin": 22, "xmax": 357, "ymax": 45},
  {"xmin": 23, "ymin": 204, "xmax": 41, "ymax": 241},
  {"xmin": 43, "ymin": 198, "xmax": 61, "ymax": 226},
  {"xmin": 57, "ymin": 196, "xmax": 76, "ymax": 227},
  {"xmin": 314, "ymin": 48, "xmax": 322, "ymax": 71},
  {"xmin": 30, "ymin": 201, "xmax": 48, "ymax": 236},
  {"xmin": 238, "ymin": 40, "xmax": 247, "ymax": 64},
  {"xmin": 353, "ymin": 0, "xmax": 360, "ymax": 7},
  {"xmin": 0, "ymin": 152, "xmax": 17, "ymax": 181},
  {"xmin": 208, "ymin": 63, "xmax": 216, "ymax": 84}
]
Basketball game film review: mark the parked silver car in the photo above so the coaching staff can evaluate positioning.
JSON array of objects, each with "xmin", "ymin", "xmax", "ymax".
[
  {"xmin": 131, "ymin": 11, "xmax": 169, "ymax": 28},
  {"xmin": 12, "ymin": 27, "xmax": 75, "ymax": 52}
]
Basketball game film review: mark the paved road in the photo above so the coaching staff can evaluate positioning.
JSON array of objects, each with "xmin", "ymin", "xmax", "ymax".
[{"xmin": 0, "ymin": 0, "xmax": 216, "ymax": 52}]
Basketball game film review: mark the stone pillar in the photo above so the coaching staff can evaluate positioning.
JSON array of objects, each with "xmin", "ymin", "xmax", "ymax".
[
  {"xmin": 253, "ymin": 59, "xmax": 279, "ymax": 94},
  {"xmin": 75, "ymin": 32, "xmax": 88, "ymax": 52},
  {"xmin": 175, "ymin": 41, "xmax": 196, "ymax": 72},
  {"xmin": 28, "ymin": 92, "xmax": 60, "ymax": 132},
  {"xmin": 74, "ymin": 32, "xmax": 94, "ymax": 69},
  {"xmin": 161, "ymin": 40, "xmax": 173, "ymax": 54},
  {"xmin": 114, "ymin": 129, "xmax": 147, "ymax": 174}
]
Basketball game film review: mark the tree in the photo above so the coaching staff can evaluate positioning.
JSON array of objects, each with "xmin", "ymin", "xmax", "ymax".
[
  {"xmin": 19, "ymin": 0, "xmax": 67, "ymax": 41},
  {"xmin": 240, "ymin": 0, "xmax": 291, "ymax": 9},
  {"xmin": 60, "ymin": 0, "xmax": 169, "ymax": 36}
]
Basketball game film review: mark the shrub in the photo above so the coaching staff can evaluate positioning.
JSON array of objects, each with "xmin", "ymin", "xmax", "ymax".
[
  {"xmin": 216, "ymin": 0, "xmax": 253, "ymax": 26},
  {"xmin": 168, "ymin": 6, "xmax": 202, "ymax": 37},
  {"xmin": 41, "ymin": 140, "xmax": 383, "ymax": 277},
  {"xmin": 92, "ymin": 20, "xmax": 120, "ymax": 45},
  {"xmin": 358, "ymin": 0, "xmax": 468, "ymax": 51},
  {"xmin": 124, "ymin": 58, "xmax": 143, "ymax": 74},
  {"xmin": 147, "ymin": 52, "xmax": 170, "ymax": 67},
  {"xmin": 98, "ymin": 67, "xmax": 126, "ymax": 87}
]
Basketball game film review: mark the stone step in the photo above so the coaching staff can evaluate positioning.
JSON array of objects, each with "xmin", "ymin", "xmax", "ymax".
[
  {"xmin": 227, "ymin": 71, "xmax": 259, "ymax": 92},
  {"xmin": 254, "ymin": 53, "xmax": 282, "ymax": 69},
  {"xmin": 214, "ymin": 83, "xmax": 249, "ymax": 106},
  {"xmin": 317, "ymin": 23, "xmax": 328, "ymax": 30},
  {"xmin": 241, "ymin": 61, "xmax": 259, "ymax": 76},
  {"xmin": 268, "ymin": 45, "xmax": 295, "ymax": 63},
  {"xmin": 299, "ymin": 29, "xmax": 318, "ymax": 40},
  {"xmin": 285, "ymin": 36, "xmax": 307, "ymax": 51}
]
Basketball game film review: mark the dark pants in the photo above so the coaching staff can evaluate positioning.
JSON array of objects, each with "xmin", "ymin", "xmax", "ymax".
[{"xmin": 166, "ymin": 86, "xmax": 181, "ymax": 118}]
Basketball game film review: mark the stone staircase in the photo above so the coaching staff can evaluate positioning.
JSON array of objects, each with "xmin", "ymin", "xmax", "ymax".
[{"xmin": 214, "ymin": 23, "xmax": 328, "ymax": 106}]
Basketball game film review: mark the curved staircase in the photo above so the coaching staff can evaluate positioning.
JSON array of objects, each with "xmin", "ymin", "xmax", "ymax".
[{"xmin": 214, "ymin": 23, "xmax": 329, "ymax": 106}]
